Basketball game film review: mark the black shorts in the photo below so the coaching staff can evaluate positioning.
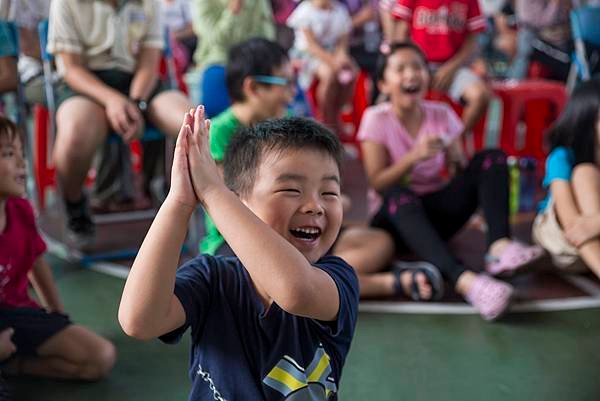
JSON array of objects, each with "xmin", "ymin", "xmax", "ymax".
[
  {"xmin": 0, "ymin": 307, "xmax": 72, "ymax": 357},
  {"xmin": 55, "ymin": 69, "xmax": 168, "ymax": 116}
]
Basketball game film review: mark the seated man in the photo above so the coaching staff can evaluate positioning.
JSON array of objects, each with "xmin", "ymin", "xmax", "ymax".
[{"xmin": 47, "ymin": 0, "xmax": 192, "ymax": 247}]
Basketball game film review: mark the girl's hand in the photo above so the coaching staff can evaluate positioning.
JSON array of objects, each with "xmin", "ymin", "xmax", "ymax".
[
  {"xmin": 411, "ymin": 134, "xmax": 444, "ymax": 162},
  {"xmin": 166, "ymin": 111, "xmax": 198, "ymax": 210},
  {"xmin": 186, "ymin": 106, "xmax": 225, "ymax": 203},
  {"xmin": 445, "ymin": 139, "xmax": 467, "ymax": 176},
  {"xmin": 565, "ymin": 216, "xmax": 600, "ymax": 248}
]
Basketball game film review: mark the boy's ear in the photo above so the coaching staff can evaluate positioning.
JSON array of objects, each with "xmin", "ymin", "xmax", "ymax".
[{"xmin": 242, "ymin": 76, "xmax": 259, "ymax": 99}]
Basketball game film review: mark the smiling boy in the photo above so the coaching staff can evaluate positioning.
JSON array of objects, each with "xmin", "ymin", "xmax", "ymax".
[{"xmin": 119, "ymin": 107, "xmax": 359, "ymax": 401}]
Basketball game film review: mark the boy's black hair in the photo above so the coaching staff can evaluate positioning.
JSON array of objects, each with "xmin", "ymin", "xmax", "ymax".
[
  {"xmin": 375, "ymin": 41, "xmax": 428, "ymax": 84},
  {"xmin": 223, "ymin": 117, "xmax": 343, "ymax": 196},
  {"xmin": 0, "ymin": 115, "xmax": 19, "ymax": 144},
  {"xmin": 226, "ymin": 37, "xmax": 289, "ymax": 103},
  {"xmin": 547, "ymin": 79, "xmax": 600, "ymax": 165}
]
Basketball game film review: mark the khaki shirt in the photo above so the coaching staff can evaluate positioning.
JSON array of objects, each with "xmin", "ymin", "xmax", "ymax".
[{"xmin": 48, "ymin": 0, "xmax": 164, "ymax": 75}]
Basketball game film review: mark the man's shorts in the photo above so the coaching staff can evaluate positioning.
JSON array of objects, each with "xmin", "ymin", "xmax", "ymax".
[
  {"xmin": 0, "ymin": 307, "xmax": 72, "ymax": 357},
  {"xmin": 532, "ymin": 199, "xmax": 587, "ymax": 273},
  {"xmin": 429, "ymin": 64, "xmax": 482, "ymax": 103},
  {"xmin": 54, "ymin": 69, "xmax": 168, "ymax": 112}
]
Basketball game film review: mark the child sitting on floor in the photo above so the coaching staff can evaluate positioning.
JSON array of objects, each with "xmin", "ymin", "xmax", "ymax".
[
  {"xmin": 357, "ymin": 43, "xmax": 543, "ymax": 320},
  {"xmin": 0, "ymin": 116, "xmax": 116, "ymax": 380},
  {"xmin": 119, "ymin": 107, "xmax": 359, "ymax": 400},
  {"xmin": 533, "ymin": 79, "xmax": 600, "ymax": 276}
]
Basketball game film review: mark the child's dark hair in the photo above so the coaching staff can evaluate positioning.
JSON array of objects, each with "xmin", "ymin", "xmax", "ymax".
[
  {"xmin": 226, "ymin": 37, "xmax": 289, "ymax": 103},
  {"xmin": 375, "ymin": 41, "xmax": 428, "ymax": 83},
  {"xmin": 547, "ymin": 79, "xmax": 600, "ymax": 165},
  {"xmin": 223, "ymin": 117, "xmax": 343, "ymax": 196},
  {"xmin": 0, "ymin": 115, "xmax": 19, "ymax": 144}
]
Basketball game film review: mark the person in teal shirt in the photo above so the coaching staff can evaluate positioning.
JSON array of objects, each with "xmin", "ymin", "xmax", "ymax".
[
  {"xmin": 200, "ymin": 38, "xmax": 295, "ymax": 254},
  {"xmin": 0, "ymin": 20, "xmax": 18, "ymax": 95}
]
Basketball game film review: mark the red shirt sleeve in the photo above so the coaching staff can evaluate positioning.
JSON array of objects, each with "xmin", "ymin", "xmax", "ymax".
[
  {"xmin": 466, "ymin": 0, "xmax": 486, "ymax": 33},
  {"xmin": 390, "ymin": 0, "xmax": 414, "ymax": 21}
]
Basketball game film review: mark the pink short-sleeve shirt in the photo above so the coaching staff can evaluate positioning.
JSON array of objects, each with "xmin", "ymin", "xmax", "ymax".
[{"xmin": 357, "ymin": 101, "xmax": 464, "ymax": 216}]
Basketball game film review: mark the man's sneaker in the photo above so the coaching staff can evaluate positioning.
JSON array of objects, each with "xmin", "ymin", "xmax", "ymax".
[{"xmin": 65, "ymin": 196, "xmax": 95, "ymax": 250}]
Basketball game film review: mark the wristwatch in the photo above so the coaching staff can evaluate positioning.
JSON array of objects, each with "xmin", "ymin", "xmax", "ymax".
[{"xmin": 131, "ymin": 98, "xmax": 148, "ymax": 114}]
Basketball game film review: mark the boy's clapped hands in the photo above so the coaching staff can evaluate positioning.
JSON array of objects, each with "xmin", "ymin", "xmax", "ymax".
[
  {"xmin": 168, "ymin": 106, "xmax": 222, "ymax": 210},
  {"xmin": 187, "ymin": 106, "xmax": 224, "ymax": 203}
]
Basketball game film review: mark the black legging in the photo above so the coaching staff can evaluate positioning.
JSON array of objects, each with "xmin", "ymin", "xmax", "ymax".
[{"xmin": 371, "ymin": 149, "xmax": 510, "ymax": 286}]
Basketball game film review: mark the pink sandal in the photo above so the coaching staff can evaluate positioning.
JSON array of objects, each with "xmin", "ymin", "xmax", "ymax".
[
  {"xmin": 486, "ymin": 241, "xmax": 544, "ymax": 277},
  {"xmin": 465, "ymin": 275, "xmax": 514, "ymax": 321}
]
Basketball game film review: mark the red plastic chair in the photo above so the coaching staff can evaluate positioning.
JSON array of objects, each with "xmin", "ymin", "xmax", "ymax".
[
  {"xmin": 33, "ymin": 105, "xmax": 145, "ymax": 209},
  {"xmin": 491, "ymin": 79, "xmax": 567, "ymax": 164},
  {"xmin": 305, "ymin": 70, "xmax": 372, "ymax": 158}
]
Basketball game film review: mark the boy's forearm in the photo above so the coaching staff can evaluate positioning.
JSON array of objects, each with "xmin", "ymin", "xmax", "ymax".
[
  {"xmin": 203, "ymin": 186, "xmax": 339, "ymax": 319},
  {"xmin": 29, "ymin": 258, "xmax": 64, "ymax": 313},
  {"xmin": 119, "ymin": 198, "xmax": 192, "ymax": 336}
]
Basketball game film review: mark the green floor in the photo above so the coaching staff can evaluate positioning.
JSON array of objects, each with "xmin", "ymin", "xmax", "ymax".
[{"xmin": 9, "ymin": 256, "xmax": 600, "ymax": 401}]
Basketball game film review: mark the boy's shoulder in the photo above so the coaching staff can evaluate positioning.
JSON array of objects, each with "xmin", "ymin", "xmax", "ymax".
[
  {"xmin": 210, "ymin": 107, "xmax": 241, "ymax": 133},
  {"xmin": 209, "ymin": 107, "xmax": 243, "ymax": 160}
]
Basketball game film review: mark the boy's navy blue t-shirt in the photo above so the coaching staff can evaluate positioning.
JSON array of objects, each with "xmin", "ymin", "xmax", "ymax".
[{"xmin": 160, "ymin": 254, "xmax": 359, "ymax": 401}]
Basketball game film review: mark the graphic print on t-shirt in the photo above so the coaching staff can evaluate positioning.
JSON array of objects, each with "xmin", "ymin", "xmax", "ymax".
[
  {"xmin": 0, "ymin": 262, "xmax": 12, "ymax": 300},
  {"xmin": 413, "ymin": 3, "xmax": 468, "ymax": 34},
  {"xmin": 263, "ymin": 345, "xmax": 337, "ymax": 400}
]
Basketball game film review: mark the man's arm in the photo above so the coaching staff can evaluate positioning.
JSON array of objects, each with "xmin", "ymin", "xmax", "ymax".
[
  {"xmin": 18, "ymin": 27, "xmax": 41, "ymax": 61},
  {"xmin": 129, "ymin": 46, "xmax": 161, "ymax": 102},
  {"xmin": 391, "ymin": 18, "xmax": 410, "ymax": 42},
  {"xmin": 0, "ymin": 56, "xmax": 17, "ymax": 93},
  {"xmin": 59, "ymin": 52, "xmax": 142, "ymax": 140},
  {"xmin": 186, "ymin": 108, "xmax": 341, "ymax": 322},
  {"xmin": 28, "ymin": 256, "xmax": 64, "ymax": 313},
  {"xmin": 432, "ymin": 34, "xmax": 478, "ymax": 91}
]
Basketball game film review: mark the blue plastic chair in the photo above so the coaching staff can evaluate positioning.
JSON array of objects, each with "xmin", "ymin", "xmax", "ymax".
[
  {"xmin": 569, "ymin": 6, "xmax": 600, "ymax": 83},
  {"xmin": 201, "ymin": 64, "xmax": 231, "ymax": 118}
]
